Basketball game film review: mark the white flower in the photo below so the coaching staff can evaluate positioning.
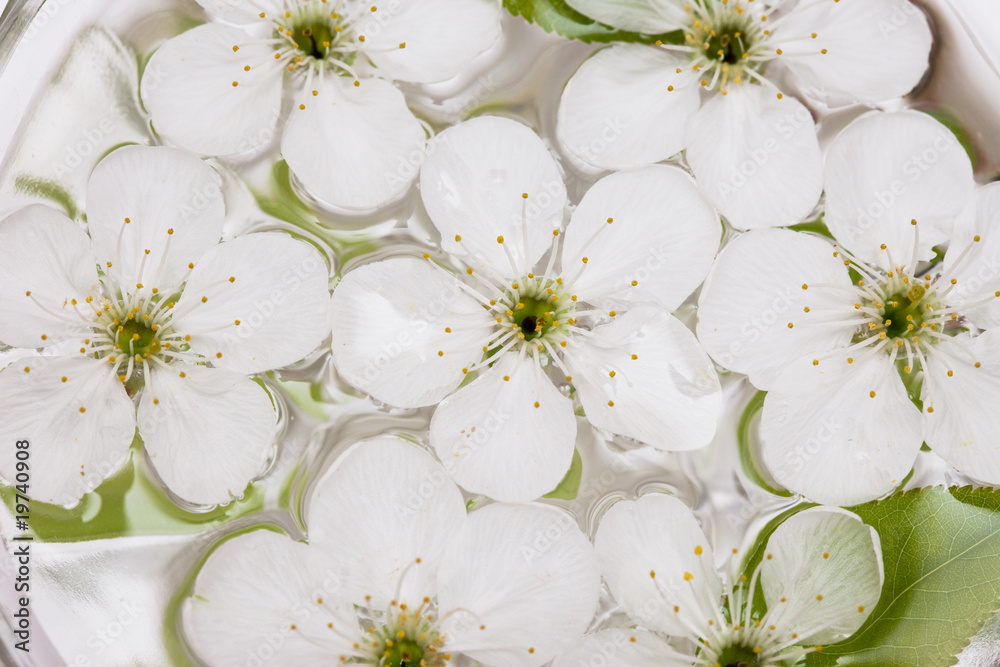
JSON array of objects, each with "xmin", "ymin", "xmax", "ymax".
[
  {"xmin": 330, "ymin": 116, "xmax": 723, "ymax": 502},
  {"xmin": 553, "ymin": 494, "xmax": 884, "ymax": 667},
  {"xmin": 697, "ymin": 110, "xmax": 1000, "ymax": 505},
  {"xmin": 141, "ymin": 0, "xmax": 502, "ymax": 212},
  {"xmin": 556, "ymin": 0, "xmax": 932, "ymax": 230},
  {"xmin": 182, "ymin": 436, "xmax": 601, "ymax": 667},
  {"xmin": 0, "ymin": 145, "xmax": 331, "ymax": 507}
]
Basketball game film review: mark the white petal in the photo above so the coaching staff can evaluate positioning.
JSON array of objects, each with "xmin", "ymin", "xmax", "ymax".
[
  {"xmin": 761, "ymin": 507, "xmax": 883, "ymax": 645},
  {"xmin": 170, "ymin": 233, "xmax": 330, "ymax": 375},
  {"xmin": 761, "ymin": 353, "xmax": 923, "ymax": 505},
  {"xmin": 306, "ymin": 437, "xmax": 467, "ymax": 608},
  {"xmin": 556, "ymin": 45, "xmax": 699, "ymax": 171},
  {"xmin": 564, "ymin": 0, "xmax": 688, "ymax": 33},
  {"xmin": 141, "ymin": 23, "xmax": 284, "ymax": 157},
  {"xmin": 595, "ymin": 494, "xmax": 722, "ymax": 638},
  {"xmin": 183, "ymin": 529, "xmax": 358, "ymax": 666},
  {"xmin": 561, "ymin": 165, "xmax": 720, "ymax": 311},
  {"xmin": 0, "ymin": 356, "xmax": 134, "ymax": 507},
  {"xmin": 194, "ymin": 0, "xmax": 282, "ymax": 24},
  {"xmin": 138, "ymin": 363, "xmax": 275, "ymax": 506},
  {"xmin": 685, "ymin": 85, "xmax": 823, "ymax": 230},
  {"xmin": 552, "ymin": 629, "xmax": 685, "ymax": 667},
  {"xmin": 86, "ymin": 145, "xmax": 225, "ymax": 292},
  {"xmin": 0, "ymin": 205, "xmax": 99, "ymax": 348},
  {"xmin": 696, "ymin": 229, "xmax": 856, "ymax": 389},
  {"xmin": 567, "ymin": 308, "xmax": 721, "ymax": 451},
  {"xmin": 438, "ymin": 503, "xmax": 600, "ymax": 667},
  {"xmin": 420, "ymin": 116, "xmax": 566, "ymax": 278},
  {"xmin": 824, "ymin": 110, "xmax": 974, "ymax": 265},
  {"xmin": 330, "ymin": 257, "xmax": 494, "ymax": 408},
  {"xmin": 774, "ymin": 0, "xmax": 932, "ymax": 104},
  {"xmin": 943, "ymin": 182, "xmax": 1000, "ymax": 329},
  {"xmin": 428, "ymin": 352, "xmax": 577, "ymax": 502},
  {"xmin": 360, "ymin": 0, "xmax": 501, "ymax": 83},
  {"xmin": 281, "ymin": 74, "xmax": 425, "ymax": 212},
  {"xmin": 922, "ymin": 331, "xmax": 1000, "ymax": 485}
]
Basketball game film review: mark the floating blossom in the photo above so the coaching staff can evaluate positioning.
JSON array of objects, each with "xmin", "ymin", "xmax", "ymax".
[
  {"xmin": 0, "ymin": 146, "xmax": 331, "ymax": 507},
  {"xmin": 556, "ymin": 0, "xmax": 932, "ymax": 230},
  {"xmin": 330, "ymin": 116, "xmax": 723, "ymax": 502},
  {"xmin": 141, "ymin": 0, "xmax": 501, "ymax": 211},
  {"xmin": 697, "ymin": 110, "xmax": 1000, "ymax": 505},
  {"xmin": 183, "ymin": 436, "xmax": 601, "ymax": 666},
  {"xmin": 553, "ymin": 494, "xmax": 884, "ymax": 667}
]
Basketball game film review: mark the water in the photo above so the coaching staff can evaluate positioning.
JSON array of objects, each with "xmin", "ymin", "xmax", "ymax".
[{"xmin": 1, "ymin": 0, "xmax": 999, "ymax": 664}]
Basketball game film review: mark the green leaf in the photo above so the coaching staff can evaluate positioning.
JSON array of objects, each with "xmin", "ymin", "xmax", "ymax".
[
  {"xmin": 736, "ymin": 390, "xmax": 792, "ymax": 497},
  {"xmin": 543, "ymin": 448, "xmax": 583, "ymax": 500},
  {"xmin": 502, "ymin": 0, "xmax": 683, "ymax": 45},
  {"xmin": 806, "ymin": 486, "xmax": 1000, "ymax": 666}
]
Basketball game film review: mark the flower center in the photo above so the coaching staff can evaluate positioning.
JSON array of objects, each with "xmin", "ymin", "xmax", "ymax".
[
  {"xmin": 877, "ymin": 285, "xmax": 937, "ymax": 340},
  {"xmin": 665, "ymin": 0, "xmax": 770, "ymax": 94},
  {"xmin": 690, "ymin": 10, "xmax": 758, "ymax": 67},
  {"xmin": 853, "ymin": 271, "xmax": 947, "ymax": 351},
  {"xmin": 358, "ymin": 597, "xmax": 448, "ymax": 667},
  {"xmin": 280, "ymin": 1, "xmax": 355, "ymax": 64},
  {"xmin": 513, "ymin": 294, "xmax": 560, "ymax": 341},
  {"xmin": 694, "ymin": 621, "xmax": 782, "ymax": 667},
  {"xmin": 272, "ymin": 0, "xmax": 370, "ymax": 80},
  {"xmin": 492, "ymin": 276, "xmax": 576, "ymax": 348},
  {"xmin": 382, "ymin": 637, "xmax": 425, "ymax": 667},
  {"xmin": 115, "ymin": 318, "xmax": 161, "ymax": 357},
  {"xmin": 792, "ymin": 228, "xmax": 999, "ymax": 408},
  {"xmin": 289, "ymin": 19, "xmax": 337, "ymax": 60},
  {"xmin": 715, "ymin": 642, "xmax": 764, "ymax": 667},
  {"xmin": 83, "ymin": 283, "xmax": 189, "ymax": 396}
]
